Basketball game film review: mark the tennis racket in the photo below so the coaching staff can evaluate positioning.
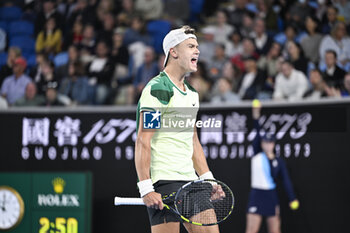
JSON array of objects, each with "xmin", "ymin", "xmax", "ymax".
[{"xmin": 114, "ymin": 179, "xmax": 234, "ymax": 226}]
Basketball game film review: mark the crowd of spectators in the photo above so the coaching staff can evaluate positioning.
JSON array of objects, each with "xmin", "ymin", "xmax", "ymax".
[{"xmin": 0, "ymin": 0, "xmax": 350, "ymax": 108}]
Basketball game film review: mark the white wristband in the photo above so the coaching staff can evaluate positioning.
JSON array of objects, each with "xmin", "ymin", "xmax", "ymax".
[
  {"xmin": 137, "ymin": 179, "xmax": 155, "ymax": 197},
  {"xmin": 199, "ymin": 171, "xmax": 214, "ymax": 180}
]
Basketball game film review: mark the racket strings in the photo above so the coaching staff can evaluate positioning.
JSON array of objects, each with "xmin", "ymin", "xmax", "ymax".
[{"xmin": 175, "ymin": 180, "xmax": 233, "ymax": 225}]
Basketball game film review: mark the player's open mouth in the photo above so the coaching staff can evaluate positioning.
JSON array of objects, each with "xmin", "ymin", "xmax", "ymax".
[{"xmin": 191, "ymin": 57, "xmax": 198, "ymax": 65}]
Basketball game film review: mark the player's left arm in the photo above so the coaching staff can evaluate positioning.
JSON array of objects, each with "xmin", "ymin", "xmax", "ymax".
[
  {"xmin": 192, "ymin": 127, "xmax": 225, "ymax": 199},
  {"xmin": 192, "ymin": 126, "xmax": 211, "ymax": 177}
]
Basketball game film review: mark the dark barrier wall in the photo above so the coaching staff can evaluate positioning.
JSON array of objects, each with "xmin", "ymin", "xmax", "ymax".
[{"xmin": 1, "ymin": 99, "xmax": 350, "ymax": 233}]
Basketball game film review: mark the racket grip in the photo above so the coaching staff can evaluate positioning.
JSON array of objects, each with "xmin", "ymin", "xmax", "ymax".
[{"xmin": 114, "ymin": 197, "xmax": 145, "ymax": 206}]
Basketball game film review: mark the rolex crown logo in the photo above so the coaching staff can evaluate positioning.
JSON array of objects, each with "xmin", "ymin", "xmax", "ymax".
[{"xmin": 52, "ymin": 177, "xmax": 66, "ymax": 194}]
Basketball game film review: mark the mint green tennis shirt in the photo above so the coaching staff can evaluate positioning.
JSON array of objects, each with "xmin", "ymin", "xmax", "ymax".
[{"xmin": 136, "ymin": 71, "xmax": 200, "ymax": 184}]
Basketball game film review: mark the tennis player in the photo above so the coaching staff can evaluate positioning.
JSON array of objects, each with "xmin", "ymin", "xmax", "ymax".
[
  {"xmin": 245, "ymin": 104, "xmax": 299, "ymax": 233},
  {"xmin": 134, "ymin": 26, "xmax": 221, "ymax": 233}
]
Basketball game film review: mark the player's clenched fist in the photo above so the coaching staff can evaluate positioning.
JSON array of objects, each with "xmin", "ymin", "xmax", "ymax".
[
  {"xmin": 143, "ymin": 192, "xmax": 164, "ymax": 210},
  {"xmin": 211, "ymin": 185, "xmax": 226, "ymax": 201}
]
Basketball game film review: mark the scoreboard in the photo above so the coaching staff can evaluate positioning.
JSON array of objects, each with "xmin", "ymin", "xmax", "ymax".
[{"xmin": 0, "ymin": 172, "xmax": 91, "ymax": 233}]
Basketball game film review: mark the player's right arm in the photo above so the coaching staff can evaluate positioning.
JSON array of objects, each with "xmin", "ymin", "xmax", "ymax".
[{"xmin": 134, "ymin": 112, "xmax": 164, "ymax": 210}]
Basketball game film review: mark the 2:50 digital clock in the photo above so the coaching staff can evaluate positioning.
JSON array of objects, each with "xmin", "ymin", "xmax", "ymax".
[{"xmin": 39, "ymin": 217, "xmax": 78, "ymax": 233}]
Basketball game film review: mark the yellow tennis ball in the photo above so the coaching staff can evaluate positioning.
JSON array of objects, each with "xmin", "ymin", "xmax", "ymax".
[
  {"xmin": 290, "ymin": 200, "xmax": 299, "ymax": 210},
  {"xmin": 252, "ymin": 99, "xmax": 261, "ymax": 108}
]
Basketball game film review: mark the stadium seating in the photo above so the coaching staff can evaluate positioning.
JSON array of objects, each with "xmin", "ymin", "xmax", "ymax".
[
  {"xmin": 147, "ymin": 20, "xmax": 171, "ymax": 54},
  {"xmin": 9, "ymin": 20, "xmax": 34, "ymax": 37},
  {"xmin": 0, "ymin": 21, "xmax": 8, "ymax": 33},
  {"xmin": 0, "ymin": 6, "xmax": 22, "ymax": 22},
  {"xmin": 9, "ymin": 36, "xmax": 35, "ymax": 54},
  {"xmin": 23, "ymin": 52, "xmax": 37, "ymax": 68},
  {"xmin": 0, "ymin": 52, "xmax": 7, "ymax": 67},
  {"xmin": 189, "ymin": 0, "xmax": 205, "ymax": 22}
]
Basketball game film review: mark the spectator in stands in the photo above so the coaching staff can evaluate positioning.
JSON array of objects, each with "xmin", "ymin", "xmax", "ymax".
[
  {"xmin": 110, "ymin": 28, "xmax": 130, "ymax": 93},
  {"xmin": 257, "ymin": 42, "xmax": 282, "ymax": 80},
  {"xmin": 315, "ymin": 0, "xmax": 328, "ymax": 21},
  {"xmin": 250, "ymin": 17, "xmax": 273, "ymax": 55},
  {"xmin": 117, "ymin": 0, "xmax": 135, "ymax": 27},
  {"xmin": 162, "ymin": 0, "xmax": 189, "ymax": 25},
  {"xmin": 59, "ymin": 61, "xmax": 90, "ymax": 105},
  {"xmin": 97, "ymin": 0, "xmax": 116, "ymax": 14},
  {"xmin": 231, "ymin": 37, "xmax": 259, "ymax": 73},
  {"xmin": 110, "ymin": 27, "xmax": 134, "ymax": 106},
  {"xmin": 300, "ymin": 16, "xmax": 323, "ymax": 64},
  {"xmin": 286, "ymin": 41, "xmax": 309, "ymax": 75},
  {"xmin": 319, "ymin": 21, "xmax": 350, "ymax": 69},
  {"xmin": 42, "ymin": 81, "xmax": 65, "ymax": 106},
  {"xmin": 263, "ymin": 0, "xmax": 279, "ymax": 32},
  {"xmin": 222, "ymin": 61, "xmax": 243, "ymax": 92},
  {"xmin": 29, "ymin": 52, "xmax": 49, "ymax": 84},
  {"xmin": 303, "ymin": 69, "xmax": 332, "ymax": 100},
  {"xmin": 122, "ymin": 15, "xmax": 152, "ymax": 47},
  {"xmin": 133, "ymin": 46, "xmax": 159, "ymax": 100},
  {"xmin": 198, "ymin": 26, "xmax": 216, "ymax": 65},
  {"xmin": 66, "ymin": 0, "xmax": 97, "ymax": 27},
  {"xmin": 86, "ymin": 40, "xmax": 114, "ymax": 105},
  {"xmin": 111, "ymin": 28, "xmax": 129, "ymax": 67},
  {"xmin": 273, "ymin": 60, "xmax": 308, "ymax": 101},
  {"xmin": 210, "ymin": 10, "xmax": 235, "ymax": 45},
  {"xmin": 334, "ymin": 0, "xmax": 350, "ymax": 23},
  {"xmin": 35, "ymin": 17, "xmax": 63, "ymax": 55},
  {"xmin": 341, "ymin": 73, "xmax": 350, "ymax": 96},
  {"xmin": 188, "ymin": 61, "xmax": 211, "ymax": 102},
  {"xmin": 225, "ymin": 30, "xmax": 243, "ymax": 58},
  {"xmin": 14, "ymin": 82, "xmax": 45, "ymax": 106},
  {"xmin": 135, "ymin": 0, "xmax": 163, "ymax": 21},
  {"xmin": 35, "ymin": 0, "xmax": 63, "ymax": 36},
  {"xmin": 56, "ymin": 0, "xmax": 75, "ymax": 20},
  {"xmin": 0, "ymin": 46, "xmax": 21, "ymax": 86},
  {"xmin": 63, "ymin": 19, "xmax": 84, "ymax": 50},
  {"xmin": 5, "ymin": 0, "xmax": 350, "ymax": 109},
  {"xmin": 0, "ymin": 28, "xmax": 5, "ymax": 52},
  {"xmin": 255, "ymin": 0, "xmax": 269, "ymax": 20},
  {"xmin": 211, "ymin": 77, "xmax": 240, "ymax": 103},
  {"xmin": 322, "ymin": 50, "xmax": 346, "ymax": 89},
  {"xmin": 281, "ymin": 24, "xmax": 298, "ymax": 58},
  {"xmin": 321, "ymin": 5, "xmax": 339, "ymax": 34},
  {"xmin": 56, "ymin": 45, "xmax": 80, "ymax": 81},
  {"xmin": 35, "ymin": 60, "xmax": 57, "ymax": 95},
  {"xmin": 80, "ymin": 24, "xmax": 96, "ymax": 55},
  {"xmin": 0, "ymin": 57, "xmax": 32, "ymax": 105},
  {"xmin": 207, "ymin": 44, "xmax": 229, "ymax": 82},
  {"xmin": 93, "ymin": 0, "xmax": 116, "ymax": 27},
  {"xmin": 237, "ymin": 56, "xmax": 267, "ymax": 100},
  {"xmin": 228, "ymin": 0, "xmax": 248, "ymax": 29},
  {"xmin": 240, "ymin": 11, "xmax": 255, "ymax": 38},
  {"xmin": 22, "ymin": 1, "xmax": 36, "ymax": 23},
  {"xmin": 288, "ymin": 0, "xmax": 315, "ymax": 30},
  {"xmin": 96, "ymin": 12, "xmax": 116, "ymax": 47}
]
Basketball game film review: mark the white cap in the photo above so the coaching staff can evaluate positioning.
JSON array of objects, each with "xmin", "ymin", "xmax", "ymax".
[{"xmin": 163, "ymin": 28, "xmax": 197, "ymax": 67}]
